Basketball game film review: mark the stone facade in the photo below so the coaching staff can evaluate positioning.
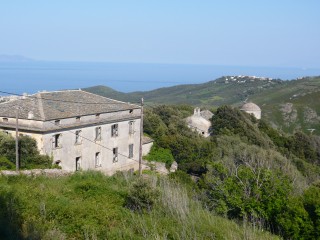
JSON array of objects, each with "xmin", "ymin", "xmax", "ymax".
[{"xmin": 0, "ymin": 90, "xmax": 143, "ymax": 174}]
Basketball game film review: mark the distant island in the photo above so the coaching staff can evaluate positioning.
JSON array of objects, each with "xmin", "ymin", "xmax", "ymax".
[{"xmin": 0, "ymin": 54, "xmax": 34, "ymax": 62}]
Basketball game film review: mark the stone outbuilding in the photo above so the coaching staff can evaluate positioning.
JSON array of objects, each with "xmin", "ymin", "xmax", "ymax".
[
  {"xmin": 142, "ymin": 136, "xmax": 154, "ymax": 156},
  {"xmin": 185, "ymin": 108, "xmax": 213, "ymax": 137},
  {"xmin": 240, "ymin": 102, "xmax": 261, "ymax": 119}
]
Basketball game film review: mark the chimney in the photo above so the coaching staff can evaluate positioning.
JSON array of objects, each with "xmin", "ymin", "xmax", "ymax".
[{"xmin": 194, "ymin": 107, "xmax": 201, "ymax": 116}]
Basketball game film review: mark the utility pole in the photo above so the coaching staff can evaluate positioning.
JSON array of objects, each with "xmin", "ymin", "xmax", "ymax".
[
  {"xmin": 15, "ymin": 107, "xmax": 19, "ymax": 171},
  {"xmin": 139, "ymin": 98, "xmax": 144, "ymax": 176}
]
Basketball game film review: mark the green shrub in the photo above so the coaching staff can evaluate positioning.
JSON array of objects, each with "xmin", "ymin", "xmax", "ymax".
[
  {"xmin": 0, "ymin": 133, "xmax": 53, "ymax": 169},
  {"xmin": 125, "ymin": 178, "xmax": 159, "ymax": 212},
  {"xmin": 145, "ymin": 145, "xmax": 175, "ymax": 167},
  {"xmin": 0, "ymin": 156, "xmax": 15, "ymax": 170}
]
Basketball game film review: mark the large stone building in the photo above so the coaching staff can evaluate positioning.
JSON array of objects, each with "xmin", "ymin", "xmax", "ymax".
[
  {"xmin": 185, "ymin": 107, "xmax": 213, "ymax": 137},
  {"xmin": 0, "ymin": 90, "xmax": 143, "ymax": 174}
]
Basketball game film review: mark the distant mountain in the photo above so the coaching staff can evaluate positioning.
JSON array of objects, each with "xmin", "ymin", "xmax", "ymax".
[
  {"xmin": 0, "ymin": 54, "xmax": 34, "ymax": 62},
  {"xmin": 84, "ymin": 75, "xmax": 320, "ymax": 135},
  {"xmin": 84, "ymin": 85, "xmax": 135, "ymax": 103}
]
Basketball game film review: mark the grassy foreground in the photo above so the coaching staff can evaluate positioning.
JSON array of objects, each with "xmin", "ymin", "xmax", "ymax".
[{"xmin": 0, "ymin": 171, "xmax": 278, "ymax": 240}]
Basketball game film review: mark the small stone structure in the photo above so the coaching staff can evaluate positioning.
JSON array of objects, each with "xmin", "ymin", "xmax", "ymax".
[
  {"xmin": 142, "ymin": 160, "xmax": 178, "ymax": 175},
  {"xmin": 170, "ymin": 161, "xmax": 178, "ymax": 173},
  {"xmin": 240, "ymin": 102, "xmax": 261, "ymax": 119},
  {"xmin": 142, "ymin": 136, "xmax": 154, "ymax": 156},
  {"xmin": 185, "ymin": 108, "xmax": 213, "ymax": 137}
]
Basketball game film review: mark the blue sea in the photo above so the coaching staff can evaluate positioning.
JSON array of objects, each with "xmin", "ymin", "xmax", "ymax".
[{"xmin": 0, "ymin": 61, "xmax": 319, "ymax": 95}]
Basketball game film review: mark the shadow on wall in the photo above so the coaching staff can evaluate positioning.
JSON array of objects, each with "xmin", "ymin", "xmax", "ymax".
[{"xmin": 0, "ymin": 189, "xmax": 24, "ymax": 240}]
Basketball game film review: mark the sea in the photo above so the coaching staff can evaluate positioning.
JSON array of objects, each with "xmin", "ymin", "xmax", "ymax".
[{"xmin": 0, "ymin": 61, "xmax": 320, "ymax": 95}]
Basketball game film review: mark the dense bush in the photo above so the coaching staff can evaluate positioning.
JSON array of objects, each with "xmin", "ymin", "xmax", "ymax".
[
  {"xmin": 144, "ymin": 104, "xmax": 320, "ymax": 239},
  {"xmin": 0, "ymin": 156, "xmax": 15, "ymax": 170},
  {"xmin": 125, "ymin": 178, "xmax": 159, "ymax": 212},
  {"xmin": 0, "ymin": 132, "xmax": 52, "ymax": 169},
  {"xmin": 0, "ymin": 172, "xmax": 277, "ymax": 239},
  {"xmin": 144, "ymin": 144, "xmax": 175, "ymax": 168}
]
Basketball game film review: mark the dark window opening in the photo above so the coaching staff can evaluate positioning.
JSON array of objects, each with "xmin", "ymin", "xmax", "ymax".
[
  {"xmin": 113, "ymin": 147, "xmax": 118, "ymax": 163},
  {"xmin": 76, "ymin": 157, "xmax": 81, "ymax": 171},
  {"xmin": 129, "ymin": 144, "xmax": 133, "ymax": 158},
  {"xmin": 111, "ymin": 124, "xmax": 118, "ymax": 137},
  {"xmin": 95, "ymin": 127, "xmax": 101, "ymax": 140}
]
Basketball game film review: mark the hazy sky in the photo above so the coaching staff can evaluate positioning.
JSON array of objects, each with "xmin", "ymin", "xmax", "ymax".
[{"xmin": 1, "ymin": 0, "xmax": 319, "ymax": 68}]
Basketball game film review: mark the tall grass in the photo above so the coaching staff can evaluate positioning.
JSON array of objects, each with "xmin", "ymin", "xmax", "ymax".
[{"xmin": 0, "ymin": 172, "xmax": 279, "ymax": 239}]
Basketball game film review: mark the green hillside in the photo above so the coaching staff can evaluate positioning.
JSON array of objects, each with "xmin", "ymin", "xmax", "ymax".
[
  {"xmin": 84, "ymin": 75, "xmax": 320, "ymax": 134},
  {"xmin": 84, "ymin": 76, "xmax": 284, "ymax": 106},
  {"xmin": 251, "ymin": 76, "xmax": 320, "ymax": 134},
  {"xmin": 0, "ymin": 172, "xmax": 278, "ymax": 239}
]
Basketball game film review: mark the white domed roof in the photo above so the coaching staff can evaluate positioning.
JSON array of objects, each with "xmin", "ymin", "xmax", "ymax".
[{"xmin": 240, "ymin": 102, "xmax": 261, "ymax": 112}]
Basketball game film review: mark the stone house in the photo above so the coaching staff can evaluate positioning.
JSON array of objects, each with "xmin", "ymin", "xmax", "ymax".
[
  {"xmin": 185, "ymin": 107, "xmax": 213, "ymax": 137},
  {"xmin": 0, "ymin": 90, "xmax": 143, "ymax": 174}
]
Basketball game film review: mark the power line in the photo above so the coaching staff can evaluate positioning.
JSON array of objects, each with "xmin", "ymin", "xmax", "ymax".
[
  {"xmin": 0, "ymin": 90, "xmax": 141, "ymax": 106},
  {"xmin": 1, "ymin": 90, "xmax": 170, "ymax": 174},
  {"xmin": 45, "ymin": 112, "xmax": 169, "ymax": 175}
]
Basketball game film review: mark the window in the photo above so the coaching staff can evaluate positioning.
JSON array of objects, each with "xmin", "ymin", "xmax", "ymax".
[
  {"xmin": 3, "ymin": 118, "xmax": 8, "ymax": 122},
  {"xmin": 95, "ymin": 152, "xmax": 101, "ymax": 167},
  {"xmin": 76, "ymin": 157, "xmax": 81, "ymax": 171},
  {"xmin": 54, "ymin": 120, "xmax": 60, "ymax": 125},
  {"xmin": 55, "ymin": 160, "xmax": 61, "ymax": 167},
  {"xmin": 53, "ymin": 134, "xmax": 62, "ymax": 148},
  {"xmin": 129, "ymin": 144, "xmax": 133, "ymax": 158},
  {"xmin": 113, "ymin": 147, "xmax": 118, "ymax": 163},
  {"xmin": 111, "ymin": 124, "xmax": 118, "ymax": 137},
  {"xmin": 76, "ymin": 116, "xmax": 81, "ymax": 123},
  {"xmin": 75, "ymin": 130, "xmax": 82, "ymax": 144},
  {"xmin": 129, "ymin": 109, "xmax": 133, "ymax": 114},
  {"xmin": 95, "ymin": 127, "xmax": 101, "ymax": 140},
  {"xmin": 129, "ymin": 121, "xmax": 135, "ymax": 135}
]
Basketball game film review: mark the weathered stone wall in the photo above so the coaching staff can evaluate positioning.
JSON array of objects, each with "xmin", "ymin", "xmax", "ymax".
[{"xmin": 0, "ymin": 169, "xmax": 71, "ymax": 177}]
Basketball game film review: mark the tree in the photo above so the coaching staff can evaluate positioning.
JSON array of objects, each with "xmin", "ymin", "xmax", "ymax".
[{"xmin": 0, "ymin": 132, "xmax": 52, "ymax": 169}]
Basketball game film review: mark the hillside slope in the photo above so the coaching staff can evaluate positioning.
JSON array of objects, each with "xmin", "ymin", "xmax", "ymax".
[
  {"xmin": 84, "ymin": 75, "xmax": 320, "ymax": 134},
  {"xmin": 0, "ymin": 172, "xmax": 278, "ymax": 239},
  {"xmin": 251, "ymin": 76, "xmax": 320, "ymax": 133}
]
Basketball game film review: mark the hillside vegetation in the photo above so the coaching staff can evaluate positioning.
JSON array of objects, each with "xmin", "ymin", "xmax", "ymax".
[
  {"xmin": 0, "ymin": 172, "xmax": 277, "ymax": 240},
  {"xmin": 85, "ymin": 75, "xmax": 320, "ymax": 134},
  {"xmin": 1, "ymin": 104, "xmax": 320, "ymax": 239},
  {"xmin": 143, "ymin": 104, "xmax": 320, "ymax": 239}
]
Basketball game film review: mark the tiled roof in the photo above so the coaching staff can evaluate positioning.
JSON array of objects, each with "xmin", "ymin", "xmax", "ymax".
[
  {"xmin": 0, "ymin": 90, "xmax": 140, "ymax": 121},
  {"xmin": 200, "ymin": 110, "xmax": 214, "ymax": 120},
  {"xmin": 142, "ymin": 136, "xmax": 154, "ymax": 144}
]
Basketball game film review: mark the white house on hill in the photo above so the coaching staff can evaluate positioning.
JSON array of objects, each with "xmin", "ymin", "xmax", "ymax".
[
  {"xmin": 0, "ymin": 90, "xmax": 143, "ymax": 174},
  {"xmin": 185, "ymin": 107, "xmax": 213, "ymax": 137}
]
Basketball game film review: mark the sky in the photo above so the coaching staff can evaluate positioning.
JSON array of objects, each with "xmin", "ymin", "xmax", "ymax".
[{"xmin": 1, "ymin": 0, "xmax": 320, "ymax": 68}]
